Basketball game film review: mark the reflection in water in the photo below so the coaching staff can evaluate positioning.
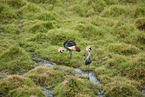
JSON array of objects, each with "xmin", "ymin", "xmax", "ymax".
[
  {"xmin": 142, "ymin": 86, "xmax": 145, "ymax": 96},
  {"xmin": 42, "ymin": 87, "xmax": 53, "ymax": 97},
  {"xmin": 74, "ymin": 69, "xmax": 100, "ymax": 85}
]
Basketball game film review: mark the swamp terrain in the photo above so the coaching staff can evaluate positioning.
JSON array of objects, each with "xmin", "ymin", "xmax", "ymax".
[{"xmin": 0, "ymin": 0, "xmax": 145, "ymax": 96}]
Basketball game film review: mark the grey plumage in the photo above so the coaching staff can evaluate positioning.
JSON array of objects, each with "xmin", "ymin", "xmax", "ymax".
[{"xmin": 84, "ymin": 47, "xmax": 92, "ymax": 65}]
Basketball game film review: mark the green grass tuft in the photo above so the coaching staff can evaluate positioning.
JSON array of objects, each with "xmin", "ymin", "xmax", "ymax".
[
  {"xmin": 0, "ymin": 75, "xmax": 45, "ymax": 96},
  {"xmin": 95, "ymin": 66, "xmax": 116, "ymax": 76},
  {"xmin": 108, "ymin": 43, "xmax": 140, "ymax": 55},
  {"xmin": 101, "ymin": 5, "xmax": 128, "ymax": 17},
  {"xmin": 0, "ymin": 0, "xmax": 145, "ymax": 96},
  {"xmin": 7, "ymin": 85, "xmax": 45, "ymax": 97},
  {"xmin": 25, "ymin": 66, "xmax": 64, "ymax": 88},
  {"xmin": 106, "ymin": 54, "xmax": 128, "ymax": 70},
  {"xmin": 1, "ymin": 0, "xmax": 26, "ymax": 8},
  {"xmin": 0, "ymin": 46, "xmax": 34, "ymax": 74},
  {"xmin": 53, "ymin": 75, "xmax": 97, "ymax": 97},
  {"xmin": 23, "ymin": 20, "xmax": 54, "ymax": 33},
  {"xmin": 0, "ymin": 24, "xmax": 21, "ymax": 34},
  {"xmin": 102, "ymin": 76, "xmax": 143, "ymax": 97},
  {"xmin": 119, "ymin": 0, "xmax": 145, "ymax": 3},
  {"xmin": 0, "ymin": 3, "xmax": 17, "ymax": 22},
  {"xmin": 134, "ymin": 17, "xmax": 145, "ymax": 31},
  {"xmin": 47, "ymin": 28, "xmax": 80, "ymax": 45},
  {"xmin": 28, "ymin": 0, "xmax": 57, "ymax": 4},
  {"xmin": 73, "ymin": 22, "xmax": 105, "ymax": 39},
  {"xmin": 122, "ymin": 53, "xmax": 145, "ymax": 81}
]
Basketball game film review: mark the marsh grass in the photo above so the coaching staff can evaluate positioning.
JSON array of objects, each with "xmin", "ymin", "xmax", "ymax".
[
  {"xmin": 0, "ymin": 0, "xmax": 145, "ymax": 96},
  {"xmin": 134, "ymin": 17, "xmax": 145, "ymax": 31},
  {"xmin": 0, "ymin": 46, "xmax": 34, "ymax": 74},
  {"xmin": 102, "ymin": 76, "xmax": 143, "ymax": 97},
  {"xmin": 0, "ymin": 75, "xmax": 45, "ymax": 96},
  {"xmin": 97, "ymin": 75, "xmax": 143, "ymax": 96},
  {"xmin": 22, "ymin": 20, "xmax": 54, "ymax": 33},
  {"xmin": 0, "ymin": 24, "xmax": 21, "ymax": 34},
  {"xmin": 25, "ymin": 66, "xmax": 64, "ymax": 88},
  {"xmin": 122, "ymin": 53, "xmax": 145, "ymax": 81},
  {"xmin": 53, "ymin": 65, "xmax": 76, "ymax": 75},
  {"xmin": 53, "ymin": 75, "xmax": 98, "ymax": 97},
  {"xmin": 0, "ymin": 3, "xmax": 17, "ymax": 22},
  {"xmin": 95, "ymin": 66, "xmax": 116, "ymax": 76},
  {"xmin": 108, "ymin": 42, "xmax": 140, "ymax": 55}
]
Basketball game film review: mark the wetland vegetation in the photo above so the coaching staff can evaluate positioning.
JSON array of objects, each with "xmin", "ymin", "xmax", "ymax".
[{"xmin": 0, "ymin": 0, "xmax": 145, "ymax": 96}]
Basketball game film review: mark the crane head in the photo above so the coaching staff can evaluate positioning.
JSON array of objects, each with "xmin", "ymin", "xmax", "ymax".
[
  {"xmin": 58, "ymin": 47, "xmax": 63, "ymax": 53},
  {"xmin": 86, "ymin": 46, "xmax": 91, "ymax": 52}
]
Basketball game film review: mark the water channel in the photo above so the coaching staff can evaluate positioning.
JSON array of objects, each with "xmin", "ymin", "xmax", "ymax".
[{"xmin": 33, "ymin": 56, "xmax": 104, "ymax": 97}]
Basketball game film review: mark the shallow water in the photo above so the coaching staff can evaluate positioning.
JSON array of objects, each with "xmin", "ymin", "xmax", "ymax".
[
  {"xmin": 42, "ymin": 87, "xmax": 53, "ymax": 97},
  {"xmin": 1, "ymin": 55, "xmax": 144, "ymax": 96},
  {"xmin": 33, "ymin": 56, "xmax": 104, "ymax": 97},
  {"xmin": 142, "ymin": 86, "xmax": 145, "ymax": 96},
  {"xmin": 74, "ymin": 69, "xmax": 100, "ymax": 85}
]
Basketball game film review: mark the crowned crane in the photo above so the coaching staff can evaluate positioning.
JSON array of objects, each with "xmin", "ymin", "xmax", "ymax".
[
  {"xmin": 58, "ymin": 40, "xmax": 81, "ymax": 60},
  {"xmin": 84, "ymin": 46, "xmax": 92, "ymax": 65}
]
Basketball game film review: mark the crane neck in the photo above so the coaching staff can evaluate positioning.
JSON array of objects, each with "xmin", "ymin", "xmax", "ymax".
[{"xmin": 88, "ymin": 50, "xmax": 91, "ymax": 56}]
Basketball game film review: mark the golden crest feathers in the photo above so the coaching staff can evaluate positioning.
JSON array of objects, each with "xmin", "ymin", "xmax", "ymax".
[
  {"xmin": 86, "ymin": 46, "xmax": 91, "ymax": 51},
  {"xmin": 58, "ymin": 47, "xmax": 63, "ymax": 53}
]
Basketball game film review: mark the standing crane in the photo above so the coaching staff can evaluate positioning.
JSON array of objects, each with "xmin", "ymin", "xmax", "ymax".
[
  {"xmin": 58, "ymin": 40, "xmax": 81, "ymax": 60},
  {"xmin": 84, "ymin": 46, "xmax": 92, "ymax": 65}
]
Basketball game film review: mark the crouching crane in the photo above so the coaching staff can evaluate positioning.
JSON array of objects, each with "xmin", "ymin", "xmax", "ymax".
[
  {"xmin": 84, "ymin": 46, "xmax": 92, "ymax": 65},
  {"xmin": 58, "ymin": 40, "xmax": 81, "ymax": 60}
]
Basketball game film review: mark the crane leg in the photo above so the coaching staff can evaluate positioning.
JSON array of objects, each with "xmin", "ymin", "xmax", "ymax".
[{"xmin": 69, "ymin": 51, "xmax": 72, "ymax": 60}]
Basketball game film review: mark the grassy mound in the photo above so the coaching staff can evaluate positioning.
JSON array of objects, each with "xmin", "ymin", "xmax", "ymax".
[
  {"xmin": 18, "ymin": 3, "xmax": 58, "ymax": 20},
  {"xmin": 0, "ymin": 38, "xmax": 17, "ymax": 55},
  {"xmin": 25, "ymin": 66, "xmax": 64, "ymax": 88},
  {"xmin": 53, "ymin": 65, "xmax": 76, "ymax": 75},
  {"xmin": 1, "ymin": 0, "xmax": 26, "ymax": 8},
  {"xmin": 112, "ymin": 22, "xmax": 135, "ymax": 39},
  {"xmin": 97, "ymin": 75, "xmax": 143, "ymax": 96},
  {"xmin": 106, "ymin": 54, "xmax": 128, "ymax": 70},
  {"xmin": 102, "ymin": 76, "xmax": 143, "ymax": 97},
  {"xmin": 0, "ymin": 3, "xmax": 17, "ymax": 22},
  {"xmin": 0, "ymin": 46, "xmax": 34, "ymax": 74},
  {"xmin": 73, "ymin": 22, "xmax": 105, "ymax": 39},
  {"xmin": 122, "ymin": 53, "xmax": 145, "ymax": 81},
  {"xmin": 95, "ymin": 66, "xmax": 116, "ymax": 76},
  {"xmin": 28, "ymin": 33, "xmax": 49, "ymax": 43},
  {"xmin": 108, "ymin": 43, "xmax": 140, "ymax": 55},
  {"xmin": 53, "ymin": 75, "xmax": 97, "ymax": 97},
  {"xmin": 134, "ymin": 17, "xmax": 145, "ymax": 31},
  {"xmin": 119, "ymin": 0, "xmax": 144, "ymax": 3},
  {"xmin": 7, "ymin": 85, "xmax": 45, "ymax": 97},
  {"xmin": 134, "ymin": 31, "xmax": 145, "ymax": 45},
  {"xmin": 0, "ymin": 75, "xmax": 45, "ymax": 97},
  {"xmin": 23, "ymin": 20, "xmax": 54, "ymax": 33},
  {"xmin": 28, "ymin": 0, "xmax": 57, "ymax": 4},
  {"xmin": 47, "ymin": 28, "xmax": 80, "ymax": 45},
  {"xmin": 69, "ymin": 3, "xmax": 94, "ymax": 17},
  {"xmin": 0, "ymin": 24, "xmax": 21, "ymax": 34},
  {"xmin": 18, "ymin": 40, "xmax": 42, "ymax": 52},
  {"xmin": 101, "ymin": 5, "xmax": 128, "ymax": 17},
  {"xmin": 85, "ymin": 0, "xmax": 118, "ymax": 13},
  {"xmin": 129, "ymin": 5, "xmax": 145, "ymax": 18},
  {"xmin": 0, "ymin": 0, "xmax": 145, "ymax": 96}
]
